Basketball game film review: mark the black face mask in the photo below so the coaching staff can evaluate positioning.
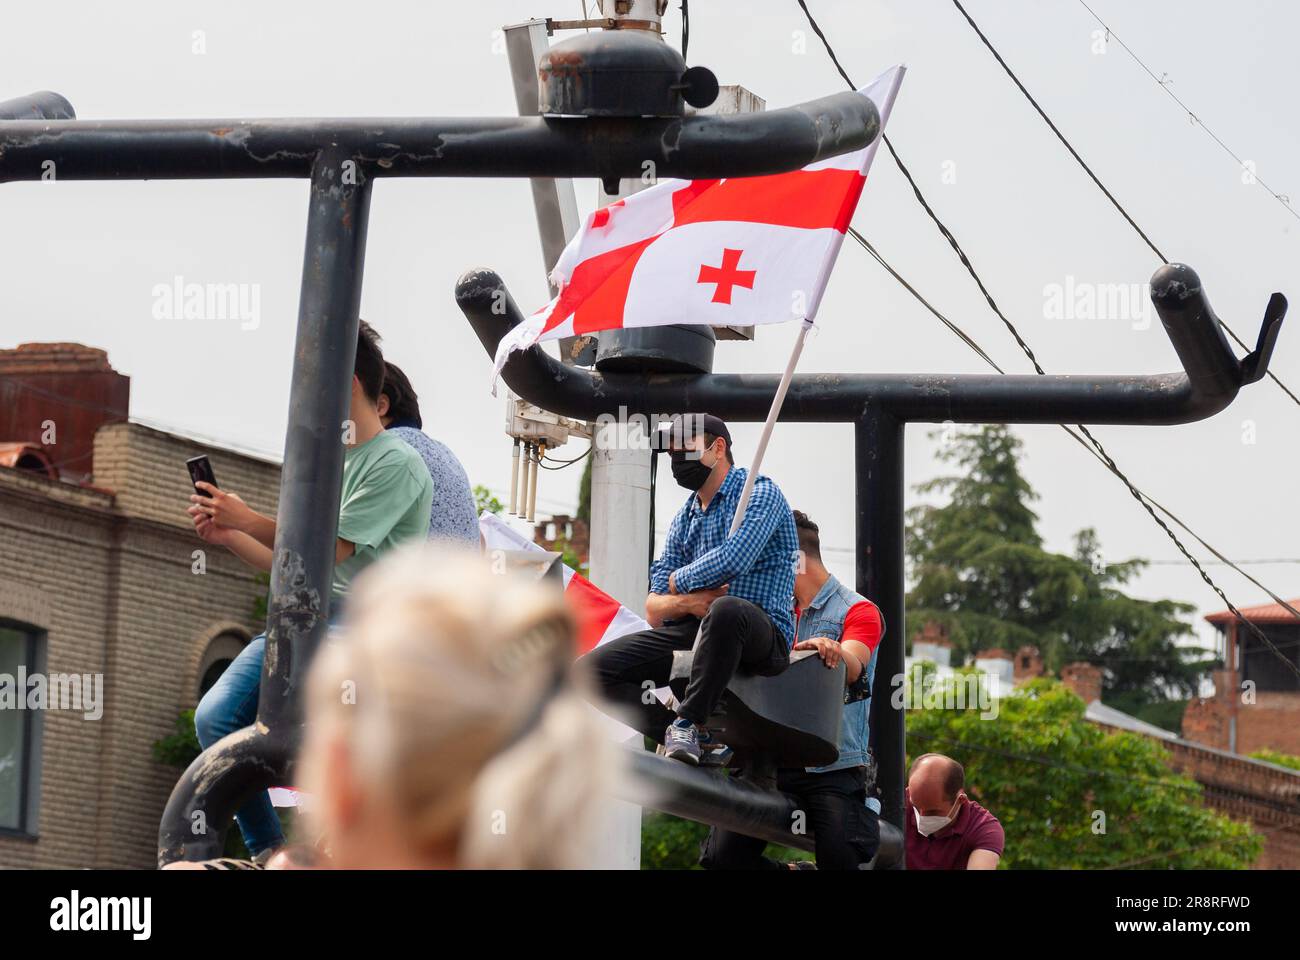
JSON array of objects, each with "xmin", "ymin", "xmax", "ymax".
[{"xmin": 670, "ymin": 449, "xmax": 714, "ymax": 491}]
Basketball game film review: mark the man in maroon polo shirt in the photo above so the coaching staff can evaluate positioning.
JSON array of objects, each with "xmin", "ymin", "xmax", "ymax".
[{"xmin": 904, "ymin": 753, "xmax": 1004, "ymax": 870}]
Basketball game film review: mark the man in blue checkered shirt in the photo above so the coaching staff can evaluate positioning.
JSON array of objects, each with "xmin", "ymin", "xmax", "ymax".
[{"xmin": 580, "ymin": 413, "xmax": 799, "ymax": 765}]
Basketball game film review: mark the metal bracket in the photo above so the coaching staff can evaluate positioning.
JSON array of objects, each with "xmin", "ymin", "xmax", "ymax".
[
  {"xmin": 546, "ymin": 18, "xmax": 662, "ymax": 34},
  {"xmin": 1239, "ymin": 292, "xmax": 1287, "ymax": 385}
]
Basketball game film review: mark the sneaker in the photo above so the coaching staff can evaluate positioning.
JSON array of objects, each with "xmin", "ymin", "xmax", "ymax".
[
  {"xmin": 695, "ymin": 728, "xmax": 734, "ymax": 767},
  {"xmin": 663, "ymin": 718, "xmax": 701, "ymax": 766}
]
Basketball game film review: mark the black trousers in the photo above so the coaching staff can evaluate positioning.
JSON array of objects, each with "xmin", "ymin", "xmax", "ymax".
[
  {"xmin": 699, "ymin": 766, "xmax": 880, "ymax": 871},
  {"xmin": 579, "ymin": 595, "xmax": 788, "ymax": 740}
]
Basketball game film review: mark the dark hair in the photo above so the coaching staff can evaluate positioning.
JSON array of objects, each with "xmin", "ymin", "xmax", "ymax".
[
  {"xmin": 380, "ymin": 361, "xmax": 422, "ymax": 428},
  {"xmin": 703, "ymin": 432, "xmax": 734, "ymax": 465},
  {"xmin": 792, "ymin": 509, "xmax": 821, "ymax": 562},
  {"xmin": 355, "ymin": 320, "xmax": 386, "ymax": 404}
]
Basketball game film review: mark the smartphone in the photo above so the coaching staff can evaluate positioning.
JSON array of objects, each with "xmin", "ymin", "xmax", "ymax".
[{"xmin": 186, "ymin": 455, "xmax": 219, "ymax": 498}]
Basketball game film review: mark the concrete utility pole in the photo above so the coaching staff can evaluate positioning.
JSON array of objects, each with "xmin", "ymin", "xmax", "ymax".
[
  {"xmin": 501, "ymin": 0, "xmax": 761, "ymax": 867},
  {"xmin": 583, "ymin": 1, "xmax": 767, "ymax": 868},
  {"xmin": 583, "ymin": 0, "xmax": 666, "ymax": 873}
]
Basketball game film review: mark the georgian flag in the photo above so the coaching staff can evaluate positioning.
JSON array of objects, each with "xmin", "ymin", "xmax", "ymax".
[
  {"xmin": 493, "ymin": 65, "xmax": 905, "ymax": 378},
  {"xmin": 478, "ymin": 512, "xmax": 650, "ymax": 653}
]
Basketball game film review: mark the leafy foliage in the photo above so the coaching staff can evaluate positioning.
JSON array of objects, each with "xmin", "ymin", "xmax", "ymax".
[
  {"xmin": 473, "ymin": 484, "xmax": 503, "ymax": 516},
  {"xmin": 906, "ymin": 425, "xmax": 1210, "ymax": 701},
  {"xmin": 907, "ymin": 678, "xmax": 1262, "ymax": 869},
  {"xmin": 251, "ymin": 570, "xmax": 270, "ymax": 624},
  {"xmin": 577, "ymin": 455, "xmax": 592, "ymax": 526},
  {"xmin": 639, "ymin": 812, "xmax": 809, "ymax": 869},
  {"xmin": 641, "ymin": 813, "xmax": 708, "ymax": 869},
  {"xmin": 152, "ymin": 709, "xmax": 201, "ymax": 769},
  {"xmin": 1247, "ymin": 748, "xmax": 1300, "ymax": 772}
]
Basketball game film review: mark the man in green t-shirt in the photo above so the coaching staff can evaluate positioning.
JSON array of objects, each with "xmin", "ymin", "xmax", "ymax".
[{"xmin": 186, "ymin": 320, "xmax": 432, "ymax": 860}]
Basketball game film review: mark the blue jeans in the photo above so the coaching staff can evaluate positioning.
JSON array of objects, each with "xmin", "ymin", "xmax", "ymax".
[{"xmin": 193, "ymin": 636, "xmax": 283, "ymax": 856}]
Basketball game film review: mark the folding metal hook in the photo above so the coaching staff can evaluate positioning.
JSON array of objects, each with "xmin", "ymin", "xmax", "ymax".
[{"xmin": 1239, "ymin": 292, "xmax": 1287, "ymax": 385}]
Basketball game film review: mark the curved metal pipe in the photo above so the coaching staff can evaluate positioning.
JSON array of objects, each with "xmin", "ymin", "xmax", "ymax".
[
  {"xmin": 457, "ymin": 263, "xmax": 1259, "ymax": 425},
  {"xmin": 0, "ymin": 90, "xmax": 876, "ymax": 183},
  {"xmin": 157, "ymin": 724, "xmax": 294, "ymax": 866},
  {"xmin": 0, "ymin": 91, "xmax": 75, "ymax": 120},
  {"xmin": 621, "ymin": 748, "xmax": 902, "ymax": 868}
]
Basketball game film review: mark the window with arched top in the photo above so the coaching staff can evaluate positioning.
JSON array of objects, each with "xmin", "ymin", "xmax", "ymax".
[{"xmin": 195, "ymin": 631, "xmax": 250, "ymax": 700}]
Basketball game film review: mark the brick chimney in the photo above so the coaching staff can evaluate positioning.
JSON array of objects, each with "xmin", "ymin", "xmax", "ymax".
[
  {"xmin": 534, "ymin": 513, "xmax": 590, "ymax": 569},
  {"xmin": 911, "ymin": 620, "xmax": 953, "ymax": 668},
  {"xmin": 1061, "ymin": 661, "xmax": 1103, "ymax": 704},
  {"xmin": 0, "ymin": 343, "xmax": 130, "ymax": 483},
  {"xmin": 1014, "ymin": 645, "xmax": 1044, "ymax": 683}
]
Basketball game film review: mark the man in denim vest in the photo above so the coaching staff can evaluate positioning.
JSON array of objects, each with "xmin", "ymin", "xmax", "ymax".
[{"xmin": 700, "ymin": 510, "xmax": 883, "ymax": 870}]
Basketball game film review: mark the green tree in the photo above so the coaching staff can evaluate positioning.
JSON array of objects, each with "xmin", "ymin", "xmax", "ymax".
[
  {"xmin": 473, "ymin": 484, "xmax": 503, "ymax": 516},
  {"xmin": 152, "ymin": 709, "xmax": 201, "ymax": 768},
  {"xmin": 1247, "ymin": 748, "xmax": 1300, "ymax": 772},
  {"xmin": 907, "ymin": 678, "xmax": 1261, "ymax": 869},
  {"xmin": 641, "ymin": 813, "xmax": 708, "ymax": 869},
  {"xmin": 906, "ymin": 425, "xmax": 1208, "ymax": 702},
  {"xmin": 577, "ymin": 455, "xmax": 592, "ymax": 526}
]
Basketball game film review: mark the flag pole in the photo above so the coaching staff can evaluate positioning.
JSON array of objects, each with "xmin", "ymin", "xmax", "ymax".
[{"xmin": 728, "ymin": 317, "xmax": 814, "ymax": 536}]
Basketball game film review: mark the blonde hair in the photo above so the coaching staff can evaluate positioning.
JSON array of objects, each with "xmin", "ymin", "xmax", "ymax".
[{"xmin": 301, "ymin": 544, "xmax": 620, "ymax": 869}]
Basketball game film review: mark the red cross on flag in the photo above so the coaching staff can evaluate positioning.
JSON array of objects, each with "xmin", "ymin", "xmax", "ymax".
[{"xmin": 493, "ymin": 65, "xmax": 905, "ymax": 379}]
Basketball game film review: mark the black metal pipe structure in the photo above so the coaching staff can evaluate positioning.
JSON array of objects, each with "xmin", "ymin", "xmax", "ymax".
[
  {"xmin": 456, "ymin": 264, "xmax": 1278, "ymax": 426},
  {"xmin": 0, "ymin": 91, "xmax": 874, "ymax": 183},
  {"xmin": 456, "ymin": 262, "xmax": 1285, "ymax": 864},
  {"xmin": 157, "ymin": 151, "xmax": 373, "ymax": 863},
  {"xmin": 0, "ymin": 40, "xmax": 882, "ymax": 866},
  {"xmin": 0, "ymin": 91, "xmax": 75, "ymax": 121},
  {"xmin": 620, "ymin": 749, "xmax": 904, "ymax": 868}
]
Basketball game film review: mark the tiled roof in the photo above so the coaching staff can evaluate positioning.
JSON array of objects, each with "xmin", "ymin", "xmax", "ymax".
[{"xmin": 1205, "ymin": 598, "xmax": 1300, "ymax": 625}]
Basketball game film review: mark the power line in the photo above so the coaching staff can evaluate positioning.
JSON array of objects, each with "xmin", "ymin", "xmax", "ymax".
[
  {"xmin": 793, "ymin": 0, "xmax": 1300, "ymax": 683},
  {"xmin": 853, "ymin": 230, "xmax": 1300, "ymax": 683},
  {"xmin": 1144, "ymin": 558, "xmax": 1300, "ymax": 568},
  {"xmin": 948, "ymin": 0, "xmax": 1300, "ymax": 411},
  {"xmin": 1075, "ymin": 0, "xmax": 1299, "ymax": 226}
]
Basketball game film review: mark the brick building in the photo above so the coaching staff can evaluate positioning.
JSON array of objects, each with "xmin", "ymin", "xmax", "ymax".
[
  {"xmin": 1181, "ymin": 599, "xmax": 1300, "ymax": 756},
  {"xmin": 534, "ymin": 513, "xmax": 590, "ymax": 570},
  {"xmin": 0, "ymin": 343, "xmax": 280, "ymax": 868},
  {"xmin": 1053, "ymin": 656, "xmax": 1300, "ymax": 869}
]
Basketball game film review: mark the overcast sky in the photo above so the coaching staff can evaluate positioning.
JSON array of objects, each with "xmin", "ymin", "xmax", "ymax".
[{"xmin": 4, "ymin": 0, "xmax": 1298, "ymax": 660}]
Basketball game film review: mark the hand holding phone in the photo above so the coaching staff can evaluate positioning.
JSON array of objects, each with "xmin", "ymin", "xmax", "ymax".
[{"xmin": 186, "ymin": 455, "xmax": 218, "ymax": 498}]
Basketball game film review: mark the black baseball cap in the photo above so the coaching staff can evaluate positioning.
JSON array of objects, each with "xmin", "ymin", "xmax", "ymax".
[{"xmin": 660, "ymin": 413, "xmax": 732, "ymax": 453}]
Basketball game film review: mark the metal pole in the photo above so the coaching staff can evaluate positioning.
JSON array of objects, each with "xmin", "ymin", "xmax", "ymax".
[
  {"xmin": 261, "ymin": 148, "xmax": 373, "ymax": 728},
  {"xmin": 0, "ymin": 91, "xmax": 876, "ymax": 183},
  {"xmin": 509, "ymin": 438, "xmax": 521, "ymax": 515},
  {"xmin": 157, "ymin": 149, "xmax": 371, "ymax": 862},
  {"xmin": 728, "ymin": 319, "xmax": 813, "ymax": 535},
  {"xmin": 858, "ymin": 407, "xmax": 906, "ymax": 862}
]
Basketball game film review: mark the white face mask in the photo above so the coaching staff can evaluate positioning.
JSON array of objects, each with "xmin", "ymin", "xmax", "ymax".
[{"xmin": 914, "ymin": 797, "xmax": 960, "ymax": 837}]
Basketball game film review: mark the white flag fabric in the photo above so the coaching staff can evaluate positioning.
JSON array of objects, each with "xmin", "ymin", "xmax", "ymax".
[{"xmin": 493, "ymin": 65, "xmax": 906, "ymax": 380}]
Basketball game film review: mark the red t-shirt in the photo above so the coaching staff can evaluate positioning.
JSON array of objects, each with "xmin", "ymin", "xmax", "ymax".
[
  {"xmin": 903, "ymin": 789, "xmax": 1005, "ymax": 870},
  {"xmin": 841, "ymin": 600, "xmax": 883, "ymax": 654},
  {"xmin": 795, "ymin": 599, "xmax": 884, "ymax": 654}
]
